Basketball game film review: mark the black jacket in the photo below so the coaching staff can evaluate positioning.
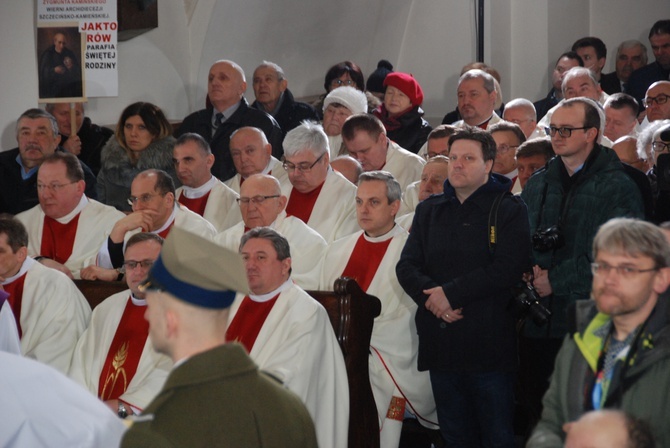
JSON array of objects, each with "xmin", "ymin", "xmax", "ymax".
[
  {"xmin": 176, "ymin": 98, "xmax": 283, "ymax": 182},
  {"xmin": 59, "ymin": 117, "xmax": 113, "ymax": 175},
  {"xmin": 397, "ymin": 174, "xmax": 531, "ymax": 372},
  {"xmin": 375, "ymin": 106, "xmax": 432, "ymax": 154},
  {"xmin": 599, "ymin": 71, "xmax": 622, "ymax": 95},
  {"xmin": 625, "ymin": 62, "xmax": 670, "ymax": 103},
  {"xmin": 534, "ymin": 89, "xmax": 560, "ymax": 122},
  {"xmin": 251, "ymin": 89, "xmax": 318, "ymax": 139},
  {"xmin": 0, "ymin": 147, "xmax": 97, "ymax": 215}
]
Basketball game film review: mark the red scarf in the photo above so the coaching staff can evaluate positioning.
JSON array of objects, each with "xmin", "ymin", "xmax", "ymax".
[
  {"xmin": 4, "ymin": 273, "xmax": 27, "ymax": 338},
  {"xmin": 178, "ymin": 191, "xmax": 211, "ymax": 217},
  {"xmin": 341, "ymin": 234, "xmax": 393, "ymax": 291},
  {"xmin": 285, "ymin": 182, "xmax": 324, "ymax": 223},
  {"xmin": 40, "ymin": 214, "xmax": 81, "ymax": 264},
  {"xmin": 226, "ymin": 294, "xmax": 279, "ymax": 352}
]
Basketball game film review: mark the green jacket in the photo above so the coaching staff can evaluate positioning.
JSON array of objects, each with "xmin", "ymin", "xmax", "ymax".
[
  {"xmin": 121, "ymin": 344, "xmax": 318, "ymax": 448},
  {"xmin": 521, "ymin": 145, "xmax": 644, "ymax": 337},
  {"xmin": 527, "ymin": 296, "xmax": 670, "ymax": 447}
]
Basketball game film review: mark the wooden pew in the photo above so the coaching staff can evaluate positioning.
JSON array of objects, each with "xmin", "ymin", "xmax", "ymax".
[{"xmin": 75, "ymin": 276, "xmax": 383, "ymax": 448}]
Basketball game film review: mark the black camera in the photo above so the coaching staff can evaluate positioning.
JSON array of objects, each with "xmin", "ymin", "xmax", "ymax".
[
  {"xmin": 510, "ymin": 282, "xmax": 551, "ymax": 327},
  {"xmin": 532, "ymin": 226, "xmax": 564, "ymax": 252}
]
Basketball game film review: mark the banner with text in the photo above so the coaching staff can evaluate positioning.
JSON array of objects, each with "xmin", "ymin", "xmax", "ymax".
[{"xmin": 37, "ymin": 0, "xmax": 118, "ymax": 99}]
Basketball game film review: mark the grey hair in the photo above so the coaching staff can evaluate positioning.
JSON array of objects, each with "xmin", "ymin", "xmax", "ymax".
[
  {"xmin": 255, "ymin": 61, "xmax": 286, "ymax": 81},
  {"xmin": 562, "ymin": 67, "xmax": 599, "ymax": 95},
  {"xmin": 239, "ymin": 227, "xmax": 291, "ymax": 261},
  {"xmin": 458, "ymin": 69, "xmax": 496, "ymax": 94},
  {"xmin": 593, "ymin": 218, "xmax": 670, "ymax": 269},
  {"xmin": 283, "ymin": 121, "xmax": 328, "ymax": 158},
  {"xmin": 637, "ymin": 119, "xmax": 670, "ymax": 162},
  {"xmin": 358, "ymin": 170, "xmax": 402, "ymax": 203},
  {"xmin": 616, "ymin": 40, "xmax": 648, "ymax": 66},
  {"xmin": 16, "ymin": 108, "xmax": 59, "ymax": 138},
  {"xmin": 504, "ymin": 98, "xmax": 537, "ymax": 119}
]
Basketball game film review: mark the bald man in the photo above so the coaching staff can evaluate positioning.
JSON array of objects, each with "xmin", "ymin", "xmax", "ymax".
[{"xmin": 176, "ymin": 60, "xmax": 283, "ymax": 182}]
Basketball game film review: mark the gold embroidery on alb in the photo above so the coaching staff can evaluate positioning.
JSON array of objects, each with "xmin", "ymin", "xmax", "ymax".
[{"xmin": 101, "ymin": 342, "xmax": 130, "ymax": 400}]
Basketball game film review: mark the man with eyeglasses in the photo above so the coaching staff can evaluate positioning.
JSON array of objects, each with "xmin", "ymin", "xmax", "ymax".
[
  {"xmin": 0, "ymin": 108, "xmax": 97, "ymax": 215},
  {"xmin": 489, "ymin": 121, "xmax": 527, "ymax": 193},
  {"xmin": 173, "ymin": 133, "xmax": 241, "ymax": 233},
  {"xmin": 416, "ymin": 124, "xmax": 456, "ymax": 160},
  {"xmin": 224, "ymin": 126, "xmax": 288, "ymax": 194},
  {"xmin": 648, "ymin": 123, "xmax": 670, "ymax": 223},
  {"xmin": 520, "ymin": 98, "xmax": 644, "ymax": 426},
  {"xmin": 95, "ymin": 169, "xmax": 216, "ymax": 271},
  {"xmin": 398, "ymin": 155, "xmax": 450, "ymax": 224},
  {"xmin": 0, "ymin": 216, "xmax": 90, "ymax": 374},
  {"xmin": 528, "ymin": 218, "xmax": 670, "ymax": 447},
  {"xmin": 16, "ymin": 152, "xmax": 124, "ymax": 279},
  {"xmin": 70, "ymin": 232, "xmax": 172, "ymax": 418},
  {"xmin": 626, "ymin": 20, "xmax": 670, "ymax": 105},
  {"xmin": 281, "ymin": 122, "xmax": 358, "ymax": 243},
  {"xmin": 642, "ymin": 81, "xmax": 670, "ymax": 123},
  {"xmin": 213, "ymin": 174, "xmax": 325, "ymax": 290}
]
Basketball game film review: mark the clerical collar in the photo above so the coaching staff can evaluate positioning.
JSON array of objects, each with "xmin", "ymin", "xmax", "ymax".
[
  {"xmin": 52, "ymin": 195, "xmax": 89, "ymax": 224},
  {"xmin": 2, "ymin": 257, "xmax": 37, "ymax": 285},
  {"xmin": 502, "ymin": 168, "xmax": 518, "ymax": 180},
  {"xmin": 181, "ymin": 176, "xmax": 217, "ymax": 199},
  {"xmin": 130, "ymin": 293, "xmax": 147, "ymax": 306},
  {"xmin": 474, "ymin": 114, "xmax": 494, "ymax": 128},
  {"xmin": 261, "ymin": 159, "xmax": 274, "ymax": 175},
  {"xmin": 153, "ymin": 205, "xmax": 177, "ymax": 234},
  {"xmin": 363, "ymin": 223, "xmax": 403, "ymax": 242},
  {"xmin": 248, "ymin": 278, "xmax": 292, "ymax": 302}
]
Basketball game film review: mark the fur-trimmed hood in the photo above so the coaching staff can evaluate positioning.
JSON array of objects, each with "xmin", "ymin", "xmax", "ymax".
[{"xmin": 100, "ymin": 135, "xmax": 176, "ymax": 172}]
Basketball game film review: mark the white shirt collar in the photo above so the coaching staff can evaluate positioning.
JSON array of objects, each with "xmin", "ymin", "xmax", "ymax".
[
  {"xmin": 153, "ymin": 205, "xmax": 177, "ymax": 234},
  {"xmin": 248, "ymin": 278, "xmax": 293, "ymax": 302},
  {"xmin": 2, "ymin": 257, "xmax": 37, "ymax": 285},
  {"xmin": 180, "ymin": 176, "xmax": 217, "ymax": 199},
  {"xmin": 363, "ymin": 223, "xmax": 404, "ymax": 242},
  {"xmin": 52, "ymin": 195, "xmax": 89, "ymax": 224}
]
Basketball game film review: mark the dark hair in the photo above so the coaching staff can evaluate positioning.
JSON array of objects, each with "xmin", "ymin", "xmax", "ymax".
[
  {"xmin": 572, "ymin": 36, "xmax": 607, "ymax": 60},
  {"xmin": 561, "ymin": 98, "xmax": 601, "ymax": 139},
  {"xmin": 140, "ymin": 169, "xmax": 176, "ymax": 196},
  {"xmin": 0, "ymin": 217, "xmax": 29, "ymax": 251},
  {"xmin": 428, "ymin": 124, "xmax": 458, "ymax": 140},
  {"xmin": 516, "ymin": 138, "xmax": 555, "ymax": 161},
  {"xmin": 126, "ymin": 232, "xmax": 164, "ymax": 252},
  {"xmin": 240, "ymin": 227, "xmax": 291, "ymax": 261},
  {"xmin": 626, "ymin": 414, "xmax": 656, "ymax": 448},
  {"xmin": 605, "ymin": 93, "xmax": 640, "ymax": 117},
  {"xmin": 488, "ymin": 121, "xmax": 528, "ymax": 145},
  {"xmin": 16, "ymin": 108, "xmax": 59, "ymax": 138},
  {"xmin": 41, "ymin": 152, "xmax": 84, "ymax": 182},
  {"xmin": 448, "ymin": 127, "xmax": 497, "ymax": 163},
  {"xmin": 556, "ymin": 51, "xmax": 585, "ymax": 67},
  {"xmin": 324, "ymin": 61, "xmax": 365, "ymax": 93},
  {"xmin": 649, "ymin": 20, "xmax": 670, "ymax": 39},
  {"xmin": 175, "ymin": 132, "xmax": 212, "ymax": 155},
  {"xmin": 341, "ymin": 114, "xmax": 385, "ymax": 142},
  {"xmin": 115, "ymin": 102, "xmax": 172, "ymax": 151}
]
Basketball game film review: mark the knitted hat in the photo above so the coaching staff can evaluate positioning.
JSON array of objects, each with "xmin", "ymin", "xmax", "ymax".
[
  {"xmin": 366, "ymin": 59, "xmax": 394, "ymax": 94},
  {"xmin": 383, "ymin": 72, "xmax": 424, "ymax": 107},
  {"xmin": 323, "ymin": 86, "xmax": 368, "ymax": 115}
]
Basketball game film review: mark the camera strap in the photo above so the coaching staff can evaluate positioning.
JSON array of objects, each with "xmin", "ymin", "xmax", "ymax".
[{"xmin": 488, "ymin": 190, "xmax": 512, "ymax": 257}]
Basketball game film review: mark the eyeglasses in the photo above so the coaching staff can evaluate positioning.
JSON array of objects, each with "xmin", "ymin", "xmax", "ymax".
[
  {"xmin": 236, "ymin": 195, "xmax": 280, "ymax": 206},
  {"xmin": 330, "ymin": 79, "xmax": 355, "ymax": 88},
  {"xmin": 545, "ymin": 126, "xmax": 590, "ymax": 138},
  {"xmin": 652, "ymin": 141, "xmax": 670, "ymax": 154},
  {"xmin": 282, "ymin": 152, "xmax": 325, "ymax": 173},
  {"xmin": 496, "ymin": 144, "xmax": 519, "ymax": 154},
  {"xmin": 36, "ymin": 181, "xmax": 76, "ymax": 193},
  {"xmin": 127, "ymin": 193, "xmax": 164, "ymax": 206},
  {"xmin": 590, "ymin": 262, "xmax": 658, "ymax": 279},
  {"xmin": 643, "ymin": 94, "xmax": 669, "ymax": 108},
  {"xmin": 123, "ymin": 260, "xmax": 155, "ymax": 270}
]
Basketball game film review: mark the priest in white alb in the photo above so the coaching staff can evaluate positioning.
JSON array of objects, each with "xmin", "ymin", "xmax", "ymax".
[
  {"xmin": 16, "ymin": 152, "xmax": 125, "ymax": 279},
  {"xmin": 0, "ymin": 217, "xmax": 90, "ymax": 374},
  {"xmin": 281, "ymin": 121, "xmax": 359, "ymax": 243},
  {"xmin": 226, "ymin": 227, "xmax": 349, "ymax": 448},
  {"xmin": 70, "ymin": 232, "xmax": 172, "ymax": 417},
  {"xmin": 173, "ymin": 133, "xmax": 242, "ymax": 232},
  {"xmin": 320, "ymin": 171, "xmax": 437, "ymax": 447},
  {"xmin": 214, "ymin": 174, "xmax": 325, "ymax": 290}
]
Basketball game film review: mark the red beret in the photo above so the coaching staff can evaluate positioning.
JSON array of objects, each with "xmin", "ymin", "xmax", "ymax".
[{"xmin": 383, "ymin": 72, "xmax": 424, "ymax": 107}]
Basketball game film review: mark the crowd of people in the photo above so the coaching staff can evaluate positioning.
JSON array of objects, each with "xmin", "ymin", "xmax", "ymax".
[{"xmin": 1, "ymin": 18, "xmax": 670, "ymax": 448}]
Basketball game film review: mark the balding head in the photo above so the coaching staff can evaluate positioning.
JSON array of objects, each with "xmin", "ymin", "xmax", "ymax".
[
  {"xmin": 503, "ymin": 98, "xmax": 538, "ymax": 138},
  {"xmin": 645, "ymin": 81, "xmax": 670, "ymax": 122},
  {"xmin": 613, "ymin": 136, "xmax": 645, "ymax": 171},
  {"xmin": 229, "ymin": 127, "xmax": 272, "ymax": 178},
  {"xmin": 562, "ymin": 67, "xmax": 602, "ymax": 101},
  {"xmin": 208, "ymin": 60, "xmax": 247, "ymax": 111},
  {"xmin": 238, "ymin": 174, "xmax": 287, "ymax": 228}
]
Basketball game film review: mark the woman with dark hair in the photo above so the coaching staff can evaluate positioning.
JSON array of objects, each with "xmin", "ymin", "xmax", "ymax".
[
  {"xmin": 373, "ymin": 72, "xmax": 432, "ymax": 154},
  {"xmin": 97, "ymin": 102, "xmax": 178, "ymax": 211},
  {"xmin": 313, "ymin": 60, "xmax": 380, "ymax": 119}
]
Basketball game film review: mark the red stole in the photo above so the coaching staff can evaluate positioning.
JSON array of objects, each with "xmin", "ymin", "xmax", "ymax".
[
  {"xmin": 4, "ymin": 273, "xmax": 27, "ymax": 338},
  {"xmin": 239, "ymin": 175, "xmax": 246, "ymax": 187},
  {"xmin": 156, "ymin": 220, "xmax": 175, "ymax": 239},
  {"xmin": 40, "ymin": 214, "xmax": 81, "ymax": 264},
  {"xmin": 99, "ymin": 297, "xmax": 150, "ymax": 401},
  {"xmin": 341, "ymin": 234, "xmax": 393, "ymax": 291},
  {"xmin": 226, "ymin": 294, "xmax": 279, "ymax": 352},
  {"xmin": 285, "ymin": 182, "xmax": 325, "ymax": 223},
  {"xmin": 178, "ymin": 191, "xmax": 211, "ymax": 217}
]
